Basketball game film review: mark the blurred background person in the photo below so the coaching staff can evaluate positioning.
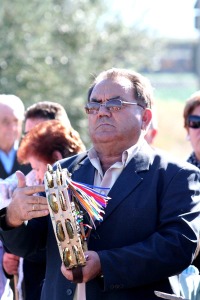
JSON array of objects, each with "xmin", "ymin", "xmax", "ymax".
[
  {"xmin": 180, "ymin": 90, "xmax": 200, "ymax": 299},
  {"xmin": 0, "ymin": 95, "xmax": 31, "ymax": 180},
  {"xmin": 0, "ymin": 94, "xmax": 31, "ymax": 300},
  {"xmin": 24, "ymin": 101, "xmax": 71, "ymax": 134},
  {"xmin": 2, "ymin": 101, "xmax": 74, "ymax": 300},
  {"xmin": 184, "ymin": 91, "xmax": 200, "ymax": 169},
  {"xmin": 183, "ymin": 90, "xmax": 200, "ymax": 272}
]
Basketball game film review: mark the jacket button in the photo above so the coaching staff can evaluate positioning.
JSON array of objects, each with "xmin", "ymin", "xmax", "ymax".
[{"xmin": 66, "ymin": 289, "xmax": 73, "ymax": 296}]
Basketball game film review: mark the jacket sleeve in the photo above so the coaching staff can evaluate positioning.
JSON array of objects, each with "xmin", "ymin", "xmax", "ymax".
[{"xmin": 0, "ymin": 208, "xmax": 48, "ymax": 259}]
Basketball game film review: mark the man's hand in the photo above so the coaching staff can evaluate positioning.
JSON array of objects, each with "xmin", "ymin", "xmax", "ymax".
[
  {"xmin": 3, "ymin": 253, "xmax": 20, "ymax": 275},
  {"xmin": 6, "ymin": 171, "xmax": 49, "ymax": 227},
  {"xmin": 61, "ymin": 251, "xmax": 102, "ymax": 283}
]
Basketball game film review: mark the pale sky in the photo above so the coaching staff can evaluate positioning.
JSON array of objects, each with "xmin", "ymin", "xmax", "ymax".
[{"xmin": 111, "ymin": 0, "xmax": 199, "ymax": 39}]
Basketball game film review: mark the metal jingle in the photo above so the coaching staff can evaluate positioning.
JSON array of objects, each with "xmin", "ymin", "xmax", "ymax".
[
  {"xmin": 57, "ymin": 163, "xmax": 62, "ymax": 172},
  {"xmin": 59, "ymin": 192, "xmax": 67, "ymax": 211},
  {"xmin": 45, "ymin": 171, "xmax": 54, "ymax": 188},
  {"xmin": 48, "ymin": 194, "xmax": 59, "ymax": 214},
  {"xmin": 63, "ymin": 247, "xmax": 72, "ymax": 268},
  {"xmin": 56, "ymin": 221, "xmax": 65, "ymax": 242},
  {"xmin": 65, "ymin": 219, "xmax": 74, "ymax": 239},
  {"xmin": 56, "ymin": 169, "xmax": 62, "ymax": 186},
  {"xmin": 47, "ymin": 164, "xmax": 53, "ymax": 174},
  {"xmin": 72, "ymin": 245, "xmax": 80, "ymax": 265}
]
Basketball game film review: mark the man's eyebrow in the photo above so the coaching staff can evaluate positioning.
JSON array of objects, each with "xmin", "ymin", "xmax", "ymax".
[
  {"xmin": 90, "ymin": 98, "xmax": 100, "ymax": 102},
  {"xmin": 90, "ymin": 96, "xmax": 121, "ymax": 102}
]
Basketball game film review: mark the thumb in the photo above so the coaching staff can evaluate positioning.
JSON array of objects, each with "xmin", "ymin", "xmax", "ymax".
[{"xmin": 15, "ymin": 170, "xmax": 26, "ymax": 188}]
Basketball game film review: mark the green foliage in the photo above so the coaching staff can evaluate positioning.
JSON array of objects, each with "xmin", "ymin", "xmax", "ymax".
[
  {"xmin": 0, "ymin": 0, "xmax": 162, "ymax": 146},
  {"xmin": 147, "ymin": 72, "xmax": 198, "ymax": 102}
]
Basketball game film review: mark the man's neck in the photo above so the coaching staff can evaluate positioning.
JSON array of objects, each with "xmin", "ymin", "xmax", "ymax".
[
  {"xmin": 99, "ymin": 153, "xmax": 122, "ymax": 173},
  {"xmin": 0, "ymin": 145, "xmax": 13, "ymax": 155},
  {"xmin": 93, "ymin": 142, "xmax": 125, "ymax": 173}
]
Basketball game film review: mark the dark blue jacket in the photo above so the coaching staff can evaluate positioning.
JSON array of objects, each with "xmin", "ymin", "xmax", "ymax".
[
  {"xmin": 0, "ymin": 143, "xmax": 200, "ymax": 300},
  {"xmin": 0, "ymin": 155, "xmax": 31, "ymax": 179}
]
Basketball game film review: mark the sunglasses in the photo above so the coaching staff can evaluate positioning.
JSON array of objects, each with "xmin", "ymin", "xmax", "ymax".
[
  {"xmin": 85, "ymin": 98, "xmax": 144, "ymax": 114},
  {"xmin": 187, "ymin": 115, "xmax": 200, "ymax": 129}
]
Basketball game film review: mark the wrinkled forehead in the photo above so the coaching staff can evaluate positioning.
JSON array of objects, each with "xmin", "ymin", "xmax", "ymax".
[{"xmin": 90, "ymin": 77, "xmax": 134, "ymax": 100}]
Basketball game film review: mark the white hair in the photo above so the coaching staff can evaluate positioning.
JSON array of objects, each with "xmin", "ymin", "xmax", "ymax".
[{"xmin": 0, "ymin": 94, "xmax": 25, "ymax": 120}]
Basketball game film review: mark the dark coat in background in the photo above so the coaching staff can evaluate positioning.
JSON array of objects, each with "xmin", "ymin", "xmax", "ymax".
[{"xmin": 0, "ymin": 156, "xmax": 31, "ymax": 179}]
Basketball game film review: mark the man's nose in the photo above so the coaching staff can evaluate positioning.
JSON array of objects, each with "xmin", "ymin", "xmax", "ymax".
[{"xmin": 97, "ymin": 103, "xmax": 111, "ymax": 116}]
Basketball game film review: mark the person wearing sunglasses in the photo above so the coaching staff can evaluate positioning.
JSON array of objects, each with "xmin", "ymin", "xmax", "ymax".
[
  {"xmin": 183, "ymin": 91, "xmax": 200, "ymax": 274},
  {"xmin": 0, "ymin": 68, "xmax": 200, "ymax": 300},
  {"xmin": 184, "ymin": 91, "xmax": 200, "ymax": 168}
]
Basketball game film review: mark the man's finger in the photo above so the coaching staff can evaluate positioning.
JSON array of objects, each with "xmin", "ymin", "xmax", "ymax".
[
  {"xmin": 15, "ymin": 170, "xmax": 26, "ymax": 188},
  {"xmin": 23, "ymin": 185, "xmax": 45, "ymax": 196},
  {"xmin": 27, "ymin": 210, "xmax": 49, "ymax": 219}
]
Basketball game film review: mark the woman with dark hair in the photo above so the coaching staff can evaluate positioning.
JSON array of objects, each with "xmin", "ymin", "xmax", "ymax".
[{"xmin": 183, "ymin": 91, "xmax": 200, "ymax": 168}]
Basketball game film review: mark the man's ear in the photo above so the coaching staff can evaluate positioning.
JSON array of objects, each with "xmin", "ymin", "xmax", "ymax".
[{"xmin": 142, "ymin": 109, "xmax": 152, "ymax": 130}]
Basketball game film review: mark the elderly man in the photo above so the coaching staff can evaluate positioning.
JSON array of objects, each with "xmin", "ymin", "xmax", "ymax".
[
  {"xmin": 0, "ymin": 94, "xmax": 31, "ymax": 299},
  {"xmin": 0, "ymin": 68, "xmax": 200, "ymax": 300},
  {"xmin": 0, "ymin": 95, "xmax": 31, "ymax": 179}
]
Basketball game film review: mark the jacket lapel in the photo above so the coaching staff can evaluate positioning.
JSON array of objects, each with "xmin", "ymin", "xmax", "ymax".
[
  {"xmin": 71, "ymin": 157, "xmax": 95, "ymax": 185},
  {"xmin": 70, "ymin": 143, "xmax": 154, "ymax": 222},
  {"xmin": 104, "ymin": 143, "xmax": 154, "ymax": 220}
]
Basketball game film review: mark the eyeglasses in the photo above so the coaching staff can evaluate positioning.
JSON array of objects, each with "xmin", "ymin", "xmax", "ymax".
[
  {"xmin": 85, "ymin": 98, "xmax": 144, "ymax": 114},
  {"xmin": 187, "ymin": 115, "xmax": 200, "ymax": 129}
]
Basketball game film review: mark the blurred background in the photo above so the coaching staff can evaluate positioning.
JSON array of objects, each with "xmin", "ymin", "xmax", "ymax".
[{"xmin": 1, "ymin": 0, "xmax": 200, "ymax": 160}]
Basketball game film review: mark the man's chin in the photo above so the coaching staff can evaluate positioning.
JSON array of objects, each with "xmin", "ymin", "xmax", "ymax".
[{"xmin": 92, "ymin": 132, "xmax": 116, "ymax": 143}]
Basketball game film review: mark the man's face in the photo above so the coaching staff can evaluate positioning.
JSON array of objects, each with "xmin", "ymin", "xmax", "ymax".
[
  {"xmin": 24, "ymin": 117, "xmax": 46, "ymax": 134},
  {"xmin": 0, "ymin": 103, "xmax": 23, "ymax": 153},
  {"xmin": 88, "ymin": 77, "xmax": 151, "ymax": 151}
]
